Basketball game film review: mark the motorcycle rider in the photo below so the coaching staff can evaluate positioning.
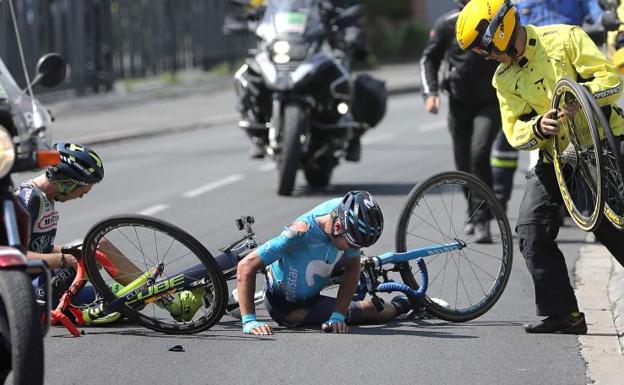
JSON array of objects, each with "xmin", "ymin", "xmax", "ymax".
[
  {"xmin": 240, "ymin": 0, "xmax": 368, "ymax": 161},
  {"xmin": 421, "ymin": 0, "xmax": 517, "ymax": 242}
]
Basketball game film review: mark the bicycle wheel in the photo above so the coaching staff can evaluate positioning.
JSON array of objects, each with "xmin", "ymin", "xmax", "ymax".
[
  {"xmin": 83, "ymin": 215, "xmax": 228, "ymax": 334},
  {"xmin": 395, "ymin": 171, "xmax": 513, "ymax": 322},
  {"xmin": 579, "ymin": 86, "xmax": 624, "ymax": 230},
  {"xmin": 551, "ymin": 78, "xmax": 604, "ymax": 231}
]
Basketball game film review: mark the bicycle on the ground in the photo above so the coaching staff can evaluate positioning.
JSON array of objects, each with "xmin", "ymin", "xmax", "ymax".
[
  {"xmin": 550, "ymin": 77, "xmax": 624, "ymax": 232},
  {"xmin": 55, "ymin": 171, "xmax": 513, "ymax": 335}
]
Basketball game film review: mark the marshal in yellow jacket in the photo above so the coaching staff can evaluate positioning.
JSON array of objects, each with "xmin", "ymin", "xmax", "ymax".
[{"xmin": 493, "ymin": 24, "xmax": 624, "ymax": 158}]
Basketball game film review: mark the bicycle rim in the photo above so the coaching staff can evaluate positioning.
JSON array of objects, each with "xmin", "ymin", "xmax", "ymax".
[
  {"xmin": 551, "ymin": 78, "xmax": 603, "ymax": 231},
  {"xmin": 581, "ymin": 87, "xmax": 624, "ymax": 230},
  {"xmin": 83, "ymin": 215, "xmax": 227, "ymax": 334},
  {"xmin": 395, "ymin": 171, "xmax": 513, "ymax": 322}
]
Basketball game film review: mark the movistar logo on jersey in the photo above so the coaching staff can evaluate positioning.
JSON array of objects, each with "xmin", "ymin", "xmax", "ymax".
[
  {"xmin": 305, "ymin": 251, "xmax": 343, "ymax": 287},
  {"xmin": 285, "ymin": 267, "xmax": 298, "ymax": 302}
]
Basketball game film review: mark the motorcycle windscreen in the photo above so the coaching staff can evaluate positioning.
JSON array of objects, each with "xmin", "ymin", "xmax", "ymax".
[{"xmin": 257, "ymin": 0, "xmax": 322, "ymax": 41}]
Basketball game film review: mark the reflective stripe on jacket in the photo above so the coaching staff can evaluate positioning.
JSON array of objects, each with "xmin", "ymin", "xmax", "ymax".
[{"xmin": 493, "ymin": 24, "xmax": 624, "ymax": 157}]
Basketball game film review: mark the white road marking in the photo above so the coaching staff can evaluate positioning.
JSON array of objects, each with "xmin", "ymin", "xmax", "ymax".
[
  {"xmin": 138, "ymin": 204, "xmax": 170, "ymax": 216},
  {"xmin": 183, "ymin": 174, "xmax": 244, "ymax": 198},
  {"xmin": 362, "ymin": 133, "xmax": 394, "ymax": 145},
  {"xmin": 418, "ymin": 120, "xmax": 445, "ymax": 132},
  {"xmin": 258, "ymin": 163, "xmax": 275, "ymax": 172}
]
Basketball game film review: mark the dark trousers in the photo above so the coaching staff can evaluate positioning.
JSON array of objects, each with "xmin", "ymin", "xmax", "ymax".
[
  {"xmin": 517, "ymin": 161, "xmax": 624, "ymax": 316},
  {"xmin": 448, "ymin": 98, "xmax": 501, "ymax": 221}
]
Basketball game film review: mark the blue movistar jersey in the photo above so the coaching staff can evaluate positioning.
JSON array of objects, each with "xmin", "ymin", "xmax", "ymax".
[
  {"xmin": 15, "ymin": 182, "xmax": 58, "ymax": 253},
  {"xmin": 258, "ymin": 198, "xmax": 360, "ymax": 304},
  {"xmin": 515, "ymin": 0, "xmax": 603, "ymax": 26}
]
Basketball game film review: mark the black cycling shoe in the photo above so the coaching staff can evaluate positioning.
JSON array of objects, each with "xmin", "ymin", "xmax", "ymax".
[{"xmin": 524, "ymin": 312, "xmax": 587, "ymax": 334}]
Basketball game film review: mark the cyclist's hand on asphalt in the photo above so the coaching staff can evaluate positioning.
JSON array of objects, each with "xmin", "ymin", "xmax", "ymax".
[
  {"xmin": 321, "ymin": 320, "xmax": 348, "ymax": 333},
  {"xmin": 242, "ymin": 320, "xmax": 273, "ymax": 335},
  {"xmin": 539, "ymin": 108, "xmax": 560, "ymax": 136},
  {"xmin": 424, "ymin": 95, "xmax": 439, "ymax": 114},
  {"xmin": 322, "ymin": 312, "xmax": 348, "ymax": 333}
]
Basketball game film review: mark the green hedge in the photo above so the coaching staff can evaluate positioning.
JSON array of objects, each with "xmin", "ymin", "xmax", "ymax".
[{"xmin": 360, "ymin": 0, "xmax": 429, "ymax": 63}]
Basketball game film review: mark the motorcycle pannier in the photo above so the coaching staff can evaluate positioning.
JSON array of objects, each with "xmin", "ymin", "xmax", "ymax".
[{"xmin": 352, "ymin": 74, "xmax": 387, "ymax": 128}]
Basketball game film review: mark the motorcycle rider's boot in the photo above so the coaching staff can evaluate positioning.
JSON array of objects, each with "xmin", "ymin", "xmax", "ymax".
[
  {"xmin": 345, "ymin": 136, "xmax": 361, "ymax": 162},
  {"xmin": 249, "ymin": 137, "xmax": 265, "ymax": 159}
]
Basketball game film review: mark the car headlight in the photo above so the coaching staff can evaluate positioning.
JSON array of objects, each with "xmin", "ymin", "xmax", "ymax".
[{"xmin": 0, "ymin": 126, "xmax": 15, "ymax": 179}]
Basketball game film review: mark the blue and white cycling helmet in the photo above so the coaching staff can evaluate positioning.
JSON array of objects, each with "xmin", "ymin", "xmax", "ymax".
[
  {"xmin": 335, "ymin": 190, "xmax": 384, "ymax": 248},
  {"xmin": 46, "ymin": 142, "xmax": 104, "ymax": 185}
]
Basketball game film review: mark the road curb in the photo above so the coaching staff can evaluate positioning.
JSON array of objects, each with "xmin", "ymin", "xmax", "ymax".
[
  {"xmin": 576, "ymin": 243, "xmax": 624, "ymax": 385},
  {"xmin": 79, "ymin": 84, "xmax": 420, "ymax": 146},
  {"xmin": 79, "ymin": 114, "xmax": 239, "ymax": 146},
  {"xmin": 608, "ymin": 257, "xmax": 624, "ymax": 354}
]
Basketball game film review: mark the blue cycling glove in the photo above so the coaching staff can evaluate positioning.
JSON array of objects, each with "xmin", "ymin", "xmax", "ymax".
[
  {"xmin": 322, "ymin": 312, "xmax": 346, "ymax": 332},
  {"xmin": 242, "ymin": 314, "xmax": 268, "ymax": 334}
]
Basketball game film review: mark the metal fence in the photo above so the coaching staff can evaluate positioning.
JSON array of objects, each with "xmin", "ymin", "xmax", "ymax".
[{"xmin": 0, "ymin": 0, "xmax": 251, "ymax": 95}]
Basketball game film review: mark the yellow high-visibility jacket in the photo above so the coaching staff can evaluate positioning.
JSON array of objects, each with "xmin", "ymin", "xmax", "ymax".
[{"xmin": 493, "ymin": 24, "xmax": 624, "ymax": 158}]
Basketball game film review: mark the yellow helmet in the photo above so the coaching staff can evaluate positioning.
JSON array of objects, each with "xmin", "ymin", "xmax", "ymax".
[{"xmin": 456, "ymin": 0, "xmax": 520, "ymax": 55}]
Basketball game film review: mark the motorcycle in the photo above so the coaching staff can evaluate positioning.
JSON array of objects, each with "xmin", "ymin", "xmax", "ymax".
[
  {"xmin": 0, "ymin": 1, "xmax": 66, "ymax": 383},
  {"xmin": 226, "ymin": 0, "xmax": 387, "ymax": 196}
]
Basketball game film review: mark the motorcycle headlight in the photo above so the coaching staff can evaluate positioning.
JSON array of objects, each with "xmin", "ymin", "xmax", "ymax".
[
  {"xmin": 273, "ymin": 40, "xmax": 290, "ymax": 55},
  {"xmin": 273, "ymin": 54, "xmax": 291, "ymax": 64},
  {"xmin": 0, "ymin": 126, "xmax": 15, "ymax": 178}
]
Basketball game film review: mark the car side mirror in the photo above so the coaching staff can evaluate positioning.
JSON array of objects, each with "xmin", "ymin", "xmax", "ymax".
[{"xmin": 33, "ymin": 53, "xmax": 67, "ymax": 88}]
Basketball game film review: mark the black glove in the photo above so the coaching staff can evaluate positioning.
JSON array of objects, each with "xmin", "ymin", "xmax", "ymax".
[
  {"xmin": 602, "ymin": 10, "xmax": 621, "ymax": 31},
  {"xmin": 616, "ymin": 31, "xmax": 624, "ymax": 50}
]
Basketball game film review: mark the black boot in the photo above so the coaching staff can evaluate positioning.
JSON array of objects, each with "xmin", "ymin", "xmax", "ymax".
[
  {"xmin": 525, "ymin": 312, "xmax": 587, "ymax": 334},
  {"xmin": 249, "ymin": 137, "xmax": 265, "ymax": 159},
  {"xmin": 346, "ymin": 136, "xmax": 361, "ymax": 162}
]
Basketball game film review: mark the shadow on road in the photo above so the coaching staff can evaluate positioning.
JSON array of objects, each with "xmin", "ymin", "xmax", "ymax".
[{"xmin": 300, "ymin": 182, "xmax": 418, "ymax": 197}]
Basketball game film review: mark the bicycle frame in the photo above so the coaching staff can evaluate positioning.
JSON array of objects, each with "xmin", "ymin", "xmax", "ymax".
[{"xmin": 95, "ymin": 224, "xmax": 465, "ymax": 317}]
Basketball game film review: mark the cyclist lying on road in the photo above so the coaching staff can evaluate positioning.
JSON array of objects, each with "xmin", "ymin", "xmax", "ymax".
[{"xmin": 236, "ymin": 191, "xmax": 413, "ymax": 335}]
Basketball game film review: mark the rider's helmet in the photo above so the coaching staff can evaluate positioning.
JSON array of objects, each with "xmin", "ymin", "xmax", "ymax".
[
  {"xmin": 334, "ymin": 190, "xmax": 384, "ymax": 248},
  {"xmin": 46, "ymin": 142, "xmax": 104, "ymax": 185},
  {"xmin": 456, "ymin": 0, "xmax": 520, "ymax": 56}
]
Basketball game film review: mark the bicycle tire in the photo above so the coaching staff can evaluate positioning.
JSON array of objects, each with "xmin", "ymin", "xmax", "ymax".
[
  {"xmin": 551, "ymin": 78, "xmax": 604, "ymax": 231},
  {"xmin": 83, "ymin": 215, "xmax": 228, "ymax": 334},
  {"xmin": 395, "ymin": 171, "xmax": 513, "ymax": 322},
  {"xmin": 579, "ymin": 86, "xmax": 624, "ymax": 230},
  {"xmin": 0, "ymin": 268, "xmax": 44, "ymax": 385}
]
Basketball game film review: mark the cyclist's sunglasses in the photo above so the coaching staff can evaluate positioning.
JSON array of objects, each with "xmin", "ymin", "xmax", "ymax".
[
  {"xmin": 332, "ymin": 221, "xmax": 361, "ymax": 249},
  {"xmin": 470, "ymin": 0, "xmax": 513, "ymax": 56}
]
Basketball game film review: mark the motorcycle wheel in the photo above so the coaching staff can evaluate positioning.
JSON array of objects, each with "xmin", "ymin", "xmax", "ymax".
[
  {"xmin": 304, "ymin": 158, "xmax": 334, "ymax": 188},
  {"xmin": 277, "ymin": 104, "xmax": 307, "ymax": 196},
  {"xmin": 0, "ymin": 269, "xmax": 44, "ymax": 385}
]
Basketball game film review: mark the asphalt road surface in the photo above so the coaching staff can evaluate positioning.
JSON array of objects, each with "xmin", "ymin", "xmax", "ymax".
[{"xmin": 16, "ymin": 94, "xmax": 591, "ymax": 385}]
